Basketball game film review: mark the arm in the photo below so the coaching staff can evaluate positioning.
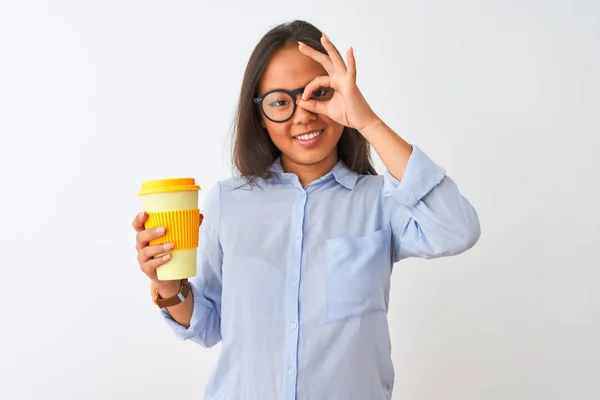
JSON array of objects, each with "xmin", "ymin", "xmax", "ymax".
[
  {"xmin": 359, "ymin": 118, "xmax": 413, "ymax": 182},
  {"xmin": 154, "ymin": 281, "xmax": 194, "ymax": 328},
  {"xmin": 356, "ymin": 100, "xmax": 480, "ymax": 261},
  {"xmin": 374, "ymin": 140, "xmax": 481, "ymax": 261},
  {"xmin": 158, "ymin": 182, "xmax": 223, "ymax": 347}
]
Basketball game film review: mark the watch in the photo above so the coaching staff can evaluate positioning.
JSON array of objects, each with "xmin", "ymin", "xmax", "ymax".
[{"xmin": 151, "ymin": 279, "xmax": 190, "ymax": 308}]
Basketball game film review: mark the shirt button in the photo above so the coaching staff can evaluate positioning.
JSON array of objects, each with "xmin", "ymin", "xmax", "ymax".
[
  {"xmin": 288, "ymin": 368, "xmax": 295, "ymax": 375},
  {"xmin": 295, "ymin": 232, "xmax": 302, "ymax": 239},
  {"xmin": 292, "ymin": 274, "xmax": 299, "ymax": 281},
  {"xmin": 291, "ymin": 322, "xmax": 297, "ymax": 330}
]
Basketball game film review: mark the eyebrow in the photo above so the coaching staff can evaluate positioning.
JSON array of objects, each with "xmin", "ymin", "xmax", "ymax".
[
  {"xmin": 259, "ymin": 76, "xmax": 321, "ymax": 96},
  {"xmin": 258, "ymin": 85, "xmax": 303, "ymax": 95}
]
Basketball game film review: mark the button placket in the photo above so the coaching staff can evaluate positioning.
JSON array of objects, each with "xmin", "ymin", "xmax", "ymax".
[{"xmin": 284, "ymin": 189, "xmax": 307, "ymax": 399}]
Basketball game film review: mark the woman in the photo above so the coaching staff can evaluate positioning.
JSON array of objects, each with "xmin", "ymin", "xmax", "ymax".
[{"xmin": 132, "ymin": 20, "xmax": 480, "ymax": 400}]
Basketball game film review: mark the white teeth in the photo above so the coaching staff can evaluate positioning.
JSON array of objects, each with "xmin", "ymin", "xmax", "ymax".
[{"xmin": 295, "ymin": 130, "xmax": 322, "ymax": 141}]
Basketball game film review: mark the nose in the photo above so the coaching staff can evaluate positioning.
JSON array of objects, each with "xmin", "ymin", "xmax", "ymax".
[{"xmin": 293, "ymin": 95, "xmax": 317, "ymax": 125}]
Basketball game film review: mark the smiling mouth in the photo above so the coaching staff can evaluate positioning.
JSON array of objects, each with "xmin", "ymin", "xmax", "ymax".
[{"xmin": 293, "ymin": 129, "xmax": 324, "ymax": 141}]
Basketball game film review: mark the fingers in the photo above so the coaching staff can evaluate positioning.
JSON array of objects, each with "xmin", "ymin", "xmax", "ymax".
[
  {"xmin": 139, "ymin": 242, "xmax": 174, "ymax": 262},
  {"xmin": 302, "ymin": 76, "xmax": 331, "ymax": 100},
  {"xmin": 141, "ymin": 252, "xmax": 172, "ymax": 275},
  {"xmin": 347, "ymin": 47, "xmax": 356, "ymax": 79},
  {"xmin": 320, "ymin": 33, "xmax": 347, "ymax": 72},
  {"xmin": 298, "ymin": 34, "xmax": 355, "ymax": 82},
  {"xmin": 297, "ymin": 97, "xmax": 328, "ymax": 116},
  {"xmin": 298, "ymin": 41, "xmax": 333, "ymax": 74},
  {"xmin": 138, "ymin": 242, "xmax": 173, "ymax": 275},
  {"xmin": 132, "ymin": 212, "xmax": 148, "ymax": 232},
  {"xmin": 136, "ymin": 226, "xmax": 166, "ymax": 250}
]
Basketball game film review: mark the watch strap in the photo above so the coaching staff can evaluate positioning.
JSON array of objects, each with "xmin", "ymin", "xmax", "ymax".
[{"xmin": 152, "ymin": 279, "xmax": 190, "ymax": 308}]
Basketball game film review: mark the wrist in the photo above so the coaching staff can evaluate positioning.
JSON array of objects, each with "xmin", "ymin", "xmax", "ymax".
[
  {"xmin": 357, "ymin": 115, "xmax": 384, "ymax": 135},
  {"xmin": 153, "ymin": 280, "xmax": 182, "ymax": 298}
]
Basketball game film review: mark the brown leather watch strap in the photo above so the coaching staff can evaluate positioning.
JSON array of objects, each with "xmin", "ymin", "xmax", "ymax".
[{"xmin": 152, "ymin": 279, "xmax": 190, "ymax": 308}]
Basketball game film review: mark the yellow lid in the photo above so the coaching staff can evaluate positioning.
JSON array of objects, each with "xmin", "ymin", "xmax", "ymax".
[{"xmin": 138, "ymin": 178, "xmax": 200, "ymax": 196}]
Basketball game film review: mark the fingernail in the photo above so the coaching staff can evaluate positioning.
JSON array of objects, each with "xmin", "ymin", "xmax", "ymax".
[
  {"xmin": 163, "ymin": 243, "xmax": 174, "ymax": 250},
  {"xmin": 138, "ymin": 212, "xmax": 145, "ymax": 219},
  {"xmin": 162, "ymin": 254, "xmax": 171, "ymax": 261},
  {"xmin": 156, "ymin": 227, "xmax": 165, "ymax": 234}
]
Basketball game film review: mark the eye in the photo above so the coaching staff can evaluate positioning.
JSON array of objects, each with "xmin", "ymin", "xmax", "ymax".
[
  {"xmin": 263, "ymin": 92, "xmax": 293, "ymax": 108},
  {"xmin": 311, "ymin": 87, "xmax": 333, "ymax": 100},
  {"xmin": 268, "ymin": 100, "xmax": 290, "ymax": 107}
]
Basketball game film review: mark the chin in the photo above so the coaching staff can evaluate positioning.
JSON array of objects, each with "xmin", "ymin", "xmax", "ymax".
[{"xmin": 284, "ymin": 147, "xmax": 337, "ymax": 167}]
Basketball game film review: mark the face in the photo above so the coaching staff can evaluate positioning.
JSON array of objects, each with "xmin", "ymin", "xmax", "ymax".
[{"xmin": 257, "ymin": 45, "xmax": 344, "ymax": 172}]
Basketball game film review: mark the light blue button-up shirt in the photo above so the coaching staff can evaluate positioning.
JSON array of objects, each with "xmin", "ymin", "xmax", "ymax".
[{"xmin": 160, "ymin": 145, "xmax": 481, "ymax": 399}]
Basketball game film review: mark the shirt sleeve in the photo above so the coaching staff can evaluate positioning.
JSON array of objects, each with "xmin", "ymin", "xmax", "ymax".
[
  {"xmin": 159, "ymin": 181, "xmax": 223, "ymax": 348},
  {"xmin": 383, "ymin": 145, "xmax": 481, "ymax": 262}
]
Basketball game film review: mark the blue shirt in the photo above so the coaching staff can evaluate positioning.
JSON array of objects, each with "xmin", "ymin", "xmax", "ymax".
[{"xmin": 160, "ymin": 145, "xmax": 481, "ymax": 399}]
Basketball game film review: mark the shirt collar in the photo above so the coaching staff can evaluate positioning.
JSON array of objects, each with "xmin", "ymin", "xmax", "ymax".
[{"xmin": 268, "ymin": 156, "xmax": 358, "ymax": 190}]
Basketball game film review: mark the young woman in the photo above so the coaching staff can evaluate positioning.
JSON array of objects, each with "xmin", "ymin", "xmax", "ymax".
[{"xmin": 132, "ymin": 20, "xmax": 480, "ymax": 400}]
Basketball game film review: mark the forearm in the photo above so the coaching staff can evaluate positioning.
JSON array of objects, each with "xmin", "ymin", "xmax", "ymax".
[
  {"xmin": 358, "ymin": 117, "xmax": 413, "ymax": 182},
  {"xmin": 154, "ymin": 282, "xmax": 194, "ymax": 328}
]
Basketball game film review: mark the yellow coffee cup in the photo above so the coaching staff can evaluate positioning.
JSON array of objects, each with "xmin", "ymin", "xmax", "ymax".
[{"xmin": 137, "ymin": 178, "xmax": 201, "ymax": 281}]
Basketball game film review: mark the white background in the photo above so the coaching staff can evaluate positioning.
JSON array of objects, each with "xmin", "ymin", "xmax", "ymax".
[{"xmin": 1, "ymin": 0, "xmax": 599, "ymax": 399}]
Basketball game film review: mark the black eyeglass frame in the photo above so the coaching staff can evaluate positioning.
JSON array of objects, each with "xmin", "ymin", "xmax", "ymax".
[{"xmin": 253, "ymin": 87, "xmax": 308, "ymax": 123}]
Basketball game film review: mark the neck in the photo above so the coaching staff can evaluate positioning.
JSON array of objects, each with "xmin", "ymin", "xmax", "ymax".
[{"xmin": 281, "ymin": 151, "xmax": 338, "ymax": 188}]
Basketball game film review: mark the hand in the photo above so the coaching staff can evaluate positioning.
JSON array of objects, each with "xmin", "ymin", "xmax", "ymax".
[
  {"xmin": 297, "ymin": 33, "xmax": 380, "ymax": 132},
  {"xmin": 132, "ymin": 212, "xmax": 178, "ymax": 291}
]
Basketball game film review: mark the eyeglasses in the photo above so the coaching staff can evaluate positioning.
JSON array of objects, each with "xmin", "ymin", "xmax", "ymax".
[{"xmin": 253, "ymin": 86, "xmax": 334, "ymax": 123}]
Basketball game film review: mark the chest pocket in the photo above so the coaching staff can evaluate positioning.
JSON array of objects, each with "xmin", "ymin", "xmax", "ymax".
[{"xmin": 325, "ymin": 229, "xmax": 392, "ymax": 323}]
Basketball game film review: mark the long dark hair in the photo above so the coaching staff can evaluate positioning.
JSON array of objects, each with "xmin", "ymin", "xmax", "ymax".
[{"xmin": 231, "ymin": 20, "xmax": 377, "ymax": 184}]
